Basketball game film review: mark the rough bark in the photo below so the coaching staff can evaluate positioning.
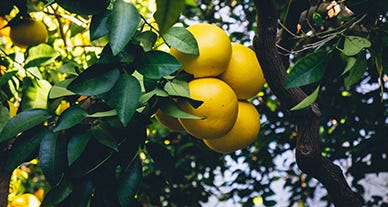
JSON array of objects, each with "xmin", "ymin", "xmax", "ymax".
[{"xmin": 252, "ymin": 0, "xmax": 362, "ymax": 206}]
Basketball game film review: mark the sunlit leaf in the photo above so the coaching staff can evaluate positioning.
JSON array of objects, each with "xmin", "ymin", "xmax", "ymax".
[
  {"xmin": 136, "ymin": 51, "xmax": 181, "ymax": 79},
  {"xmin": 0, "ymin": 70, "xmax": 18, "ymax": 87},
  {"xmin": 164, "ymin": 27, "xmax": 199, "ymax": 55},
  {"xmin": 340, "ymin": 36, "xmax": 371, "ymax": 56},
  {"xmin": 87, "ymin": 109, "xmax": 117, "ymax": 118},
  {"xmin": 161, "ymin": 99, "xmax": 203, "ymax": 119},
  {"xmin": 342, "ymin": 56, "xmax": 357, "ymax": 75},
  {"xmin": 24, "ymin": 44, "xmax": 59, "ymax": 68},
  {"xmin": 164, "ymin": 79, "xmax": 190, "ymax": 97},
  {"xmin": 344, "ymin": 52, "xmax": 367, "ymax": 87},
  {"xmin": 290, "ymin": 85, "xmax": 320, "ymax": 111},
  {"xmin": 154, "ymin": 0, "xmax": 185, "ymax": 33},
  {"xmin": 49, "ymin": 79, "xmax": 76, "ymax": 99},
  {"xmin": 20, "ymin": 78, "xmax": 51, "ymax": 110}
]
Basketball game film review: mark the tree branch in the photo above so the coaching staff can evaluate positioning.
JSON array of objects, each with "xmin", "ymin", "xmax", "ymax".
[{"xmin": 252, "ymin": 1, "xmax": 362, "ymax": 206}]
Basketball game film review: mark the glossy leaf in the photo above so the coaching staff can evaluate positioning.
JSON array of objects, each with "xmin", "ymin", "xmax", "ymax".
[
  {"xmin": 285, "ymin": 51, "xmax": 328, "ymax": 89},
  {"xmin": 109, "ymin": 0, "xmax": 141, "ymax": 55},
  {"xmin": 164, "ymin": 79, "xmax": 190, "ymax": 98},
  {"xmin": 161, "ymin": 99, "xmax": 203, "ymax": 119},
  {"xmin": 67, "ymin": 64, "xmax": 120, "ymax": 96},
  {"xmin": 67, "ymin": 132, "xmax": 91, "ymax": 165},
  {"xmin": 164, "ymin": 27, "xmax": 199, "ymax": 55},
  {"xmin": 290, "ymin": 85, "xmax": 320, "ymax": 111},
  {"xmin": 49, "ymin": 79, "xmax": 76, "ymax": 99},
  {"xmin": 91, "ymin": 124, "xmax": 118, "ymax": 151},
  {"xmin": 154, "ymin": 0, "xmax": 185, "ymax": 33},
  {"xmin": 6, "ymin": 128, "xmax": 47, "ymax": 173},
  {"xmin": 101, "ymin": 73, "xmax": 141, "ymax": 126},
  {"xmin": 344, "ymin": 53, "xmax": 367, "ymax": 87},
  {"xmin": 341, "ymin": 36, "xmax": 372, "ymax": 56},
  {"xmin": 55, "ymin": 0, "xmax": 109, "ymax": 15},
  {"xmin": 39, "ymin": 130, "xmax": 66, "ymax": 186},
  {"xmin": 0, "ymin": 109, "xmax": 51, "ymax": 143},
  {"xmin": 20, "ymin": 78, "xmax": 51, "ymax": 110},
  {"xmin": 53, "ymin": 106, "xmax": 88, "ymax": 132},
  {"xmin": 41, "ymin": 176, "xmax": 73, "ymax": 206},
  {"xmin": 136, "ymin": 51, "xmax": 181, "ymax": 79},
  {"xmin": 24, "ymin": 44, "xmax": 59, "ymax": 68},
  {"xmin": 90, "ymin": 10, "xmax": 111, "ymax": 41},
  {"xmin": 117, "ymin": 161, "xmax": 143, "ymax": 207}
]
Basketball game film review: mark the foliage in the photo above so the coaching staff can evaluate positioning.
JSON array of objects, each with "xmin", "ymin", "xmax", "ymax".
[{"xmin": 0, "ymin": 0, "xmax": 387, "ymax": 207}]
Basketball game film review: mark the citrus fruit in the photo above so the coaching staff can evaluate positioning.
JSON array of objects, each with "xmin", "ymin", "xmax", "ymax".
[
  {"xmin": 10, "ymin": 17, "xmax": 48, "ymax": 48},
  {"xmin": 154, "ymin": 109, "xmax": 186, "ymax": 132},
  {"xmin": 203, "ymin": 101, "xmax": 260, "ymax": 153},
  {"xmin": 170, "ymin": 23, "xmax": 232, "ymax": 78},
  {"xmin": 178, "ymin": 78, "xmax": 238, "ymax": 139},
  {"xmin": 219, "ymin": 43, "xmax": 265, "ymax": 99},
  {"xmin": 10, "ymin": 194, "xmax": 41, "ymax": 207}
]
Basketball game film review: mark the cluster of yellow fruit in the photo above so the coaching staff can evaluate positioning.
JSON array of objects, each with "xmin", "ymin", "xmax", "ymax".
[
  {"xmin": 155, "ymin": 23, "xmax": 265, "ymax": 153},
  {"xmin": 7, "ymin": 193, "xmax": 41, "ymax": 207}
]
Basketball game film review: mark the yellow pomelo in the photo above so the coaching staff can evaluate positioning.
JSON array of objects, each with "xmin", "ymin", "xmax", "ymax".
[
  {"xmin": 170, "ymin": 23, "xmax": 232, "ymax": 78},
  {"xmin": 178, "ymin": 78, "xmax": 238, "ymax": 139},
  {"xmin": 203, "ymin": 101, "xmax": 260, "ymax": 153},
  {"xmin": 219, "ymin": 43, "xmax": 265, "ymax": 99},
  {"xmin": 10, "ymin": 18, "xmax": 48, "ymax": 48},
  {"xmin": 10, "ymin": 194, "xmax": 41, "ymax": 207},
  {"xmin": 154, "ymin": 109, "xmax": 186, "ymax": 132}
]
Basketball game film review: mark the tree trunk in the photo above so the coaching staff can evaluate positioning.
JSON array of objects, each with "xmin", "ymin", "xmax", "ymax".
[
  {"xmin": 252, "ymin": 0, "xmax": 362, "ymax": 206},
  {"xmin": 0, "ymin": 167, "xmax": 10, "ymax": 207}
]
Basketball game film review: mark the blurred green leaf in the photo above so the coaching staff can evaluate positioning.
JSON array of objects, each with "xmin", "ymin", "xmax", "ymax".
[
  {"xmin": 164, "ymin": 27, "xmax": 199, "ymax": 55},
  {"xmin": 136, "ymin": 51, "xmax": 181, "ymax": 79},
  {"xmin": 20, "ymin": 78, "xmax": 51, "ymax": 110},
  {"xmin": 146, "ymin": 142, "xmax": 176, "ymax": 182},
  {"xmin": 154, "ymin": 0, "xmax": 185, "ymax": 33},
  {"xmin": 109, "ymin": 0, "xmax": 141, "ymax": 55},
  {"xmin": 0, "ymin": 106, "xmax": 9, "ymax": 133},
  {"xmin": 57, "ymin": 62, "xmax": 80, "ymax": 75},
  {"xmin": 53, "ymin": 106, "xmax": 88, "ymax": 132},
  {"xmin": 117, "ymin": 161, "xmax": 143, "ymax": 207},
  {"xmin": 24, "ymin": 44, "xmax": 59, "ymax": 68},
  {"xmin": 67, "ymin": 132, "xmax": 91, "ymax": 165},
  {"xmin": 0, "ymin": 70, "xmax": 18, "ymax": 87},
  {"xmin": 290, "ymin": 85, "xmax": 320, "ymax": 111}
]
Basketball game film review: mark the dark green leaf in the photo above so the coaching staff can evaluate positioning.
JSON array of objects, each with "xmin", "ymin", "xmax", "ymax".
[
  {"xmin": 67, "ymin": 64, "xmax": 120, "ymax": 96},
  {"xmin": 0, "ymin": 70, "xmax": 18, "ymax": 87},
  {"xmin": 0, "ymin": 109, "xmax": 51, "ymax": 143},
  {"xmin": 109, "ymin": 0, "xmax": 141, "ymax": 55},
  {"xmin": 146, "ymin": 142, "xmax": 176, "ymax": 182},
  {"xmin": 39, "ymin": 130, "xmax": 66, "ymax": 186},
  {"xmin": 117, "ymin": 161, "xmax": 143, "ymax": 207},
  {"xmin": 69, "ymin": 179, "xmax": 94, "ymax": 207},
  {"xmin": 154, "ymin": 0, "xmax": 185, "ymax": 33},
  {"xmin": 134, "ymin": 31, "xmax": 158, "ymax": 52},
  {"xmin": 290, "ymin": 85, "xmax": 320, "ymax": 111},
  {"xmin": 67, "ymin": 132, "xmax": 91, "ymax": 165},
  {"xmin": 49, "ymin": 78, "xmax": 76, "ymax": 99},
  {"xmin": 55, "ymin": 0, "xmax": 109, "ymax": 15},
  {"xmin": 91, "ymin": 124, "xmax": 118, "ymax": 151},
  {"xmin": 164, "ymin": 79, "xmax": 190, "ymax": 97},
  {"xmin": 136, "ymin": 51, "xmax": 181, "ymax": 79},
  {"xmin": 41, "ymin": 176, "xmax": 72, "ymax": 206},
  {"xmin": 164, "ymin": 27, "xmax": 199, "ymax": 55},
  {"xmin": 6, "ymin": 128, "xmax": 47, "ymax": 173},
  {"xmin": 53, "ymin": 106, "xmax": 88, "ymax": 132},
  {"xmin": 0, "ymin": 106, "xmax": 9, "ymax": 133},
  {"xmin": 161, "ymin": 99, "xmax": 203, "ymax": 119},
  {"xmin": 100, "ymin": 73, "xmax": 141, "ymax": 126},
  {"xmin": 341, "ymin": 36, "xmax": 372, "ymax": 56},
  {"xmin": 24, "ymin": 44, "xmax": 59, "ymax": 68},
  {"xmin": 344, "ymin": 52, "xmax": 367, "ymax": 87},
  {"xmin": 20, "ymin": 78, "xmax": 51, "ymax": 110},
  {"xmin": 90, "ymin": 10, "xmax": 111, "ymax": 41},
  {"xmin": 285, "ymin": 51, "xmax": 328, "ymax": 89}
]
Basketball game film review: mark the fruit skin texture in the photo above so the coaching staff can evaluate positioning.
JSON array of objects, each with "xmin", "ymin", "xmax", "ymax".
[
  {"xmin": 178, "ymin": 78, "xmax": 238, "ymax": 139},
  {"xmin": 10, "ymin": 18, "xmax": 48, "ymax": 48},
  {"xmin": 170, "ymin": 23, "xmax": 232, "ymax": 78},
  {"xmin": 219, "ymin": 43, "xmax": 265, "ymax": 99},
  {"xmin": 9, "ymin": 193, "xmax": 41, "ymax": 207},
  {"xmin": 203, "ymin": 101, "xmax": 260, "ymax": 153},
  {"xmin": 154, "ymin": 109, "xmax": 186, "ymax": 132}
]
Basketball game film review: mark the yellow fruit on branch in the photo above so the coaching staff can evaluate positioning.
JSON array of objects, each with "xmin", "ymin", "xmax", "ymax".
[
  {"xmin": 170, "ymin": 23, "xmax": 232, "ymax": 78},
  {"xmin": 178, "ymin": 78, "xmax": 238, "ymax": 139},
  {"xmin": 203, "ymin": 101, "xmax": 260, "ymax": 153},
  {"xmin": 9, "ymin": 17, "xmax": 48, "ymax": 48},
  {"xmin": 154, "ymin": 109, "xmax": 186, "ymax": 132},
  {"xmin": 219, "ymin": 43, "xmax": 265, "ymax": 99},
  {"xmin": 9, "ymin": 194, "xmax": 41, "ymax": 207}
]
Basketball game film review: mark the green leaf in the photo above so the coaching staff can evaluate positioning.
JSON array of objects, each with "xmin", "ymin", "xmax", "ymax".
[
  {"xmin": 100, "ymin": 73, "xmax": 141, "ymax": 126},
  {"xmin": 0, "ymin": 109, "xmax": 51, "ymax": 143},
  {"xmin": 67, "ymin": 132, "xmax": 91, "ymax": 166},
  {"xmin": 136, "ymin": 51, "xmax": 181, "ymax": 79},
  {"xmin": 0, "ymin": 106, "xmax": 9, "ymax": 133},
  {"xmin": 342, "ymin": 56, "xmax": 357, "ymax": 75},
  {"xmin": 161, "ymin": 99, "xmax": 203, "ymax": 119},
  {"xmin": 0, "ymin": 70, "xmax": 18, "ymax": 87},
  {"xmin": 146, "ymin": 142, "xmax": 176, "ymax": 182},
  {"xmin": 90, "ymin": 10, "xmax": 111, "ymax": 41},
  {"xmin": 20, "ymin": 78, "xmax": 52, "ymax": 110},
  {"xmin": 5, "ymin": 128, "xmax": 47, "ymax": 172},
  {"xmin": 285, "ymin": 51, "xmax": 328, "ymax": 89},
  {"xmin": 134, "ymin": 31, "xmax": 158, "ymax": 52},
  {"xmin": 24, "ymin": 44, "xmax": 59, "ymax": 68},
  {"xmin": 290, "ymin": 85, "xmax": 320, "ymax": 111},
  {"xmin": 41, "ymin": 176, "xmax": 72, "ymax": 206},
  {"xmin": 340, "ymin": 35, "xmax": 372, "ymax": 56},
  {"xmin": 68, "ymin": 179, "xmax": 94, "ymax": 207},
  {"xmin": 39, "ymin": 130, "xmax": 66, "ymax": 186},
  {"xmin": 139, "ymin": 88, "xmax": 169, "ymax": 105},
  {"xmin": 185, "ymin": 0, "xmax": 197, "ymax": 6},
  {"xmin": 164, "ymin": 79, "xmax": 190, "ymax": 97},
  {"xmin": 53, "ymin": 106, "xmax": 88, "ymax": 132},
  {"xmin": 117, "ymin": 161, "xmax": 143, "ymax": 207},
  {"xmin": 87, "ymin": 109, "xmax": 117, "ymax": 118},
  {"xmin": 344, "ymin": 52, "xmax": 367, "ymax": 87},
  {"xmin": 109, "ymin": 0, "xmax": 141, "ymax": 55},
  {"xmin": 55, "ymin": 0, "xmax": 109, "ymax": 15},
  {"xmin": 49, "ymin": 79, "xmax": 76, "ymax": 99},
  {"xmin": 91, "ymin": 124, "xmax": 118, "ymax": 151},
  {"xmin": 154, "ymin": 0, "xmax": 185, "ymax": 33},
  {"xmin": 57, "ymin": 62, "xmax": 80, "ymax": 75},
  {"xmin": 164, "ymin": 27, "xmax": 199, "ymax": 55},
  {"xmin": 67, "ymin": 64, "xmax": 120, "ymax": 96}
]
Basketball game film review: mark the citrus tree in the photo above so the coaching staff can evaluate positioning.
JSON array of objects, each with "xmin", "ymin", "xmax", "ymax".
[{"xmin": 0, "ymin": 0, "xmax": 387, "ymax": 207}]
